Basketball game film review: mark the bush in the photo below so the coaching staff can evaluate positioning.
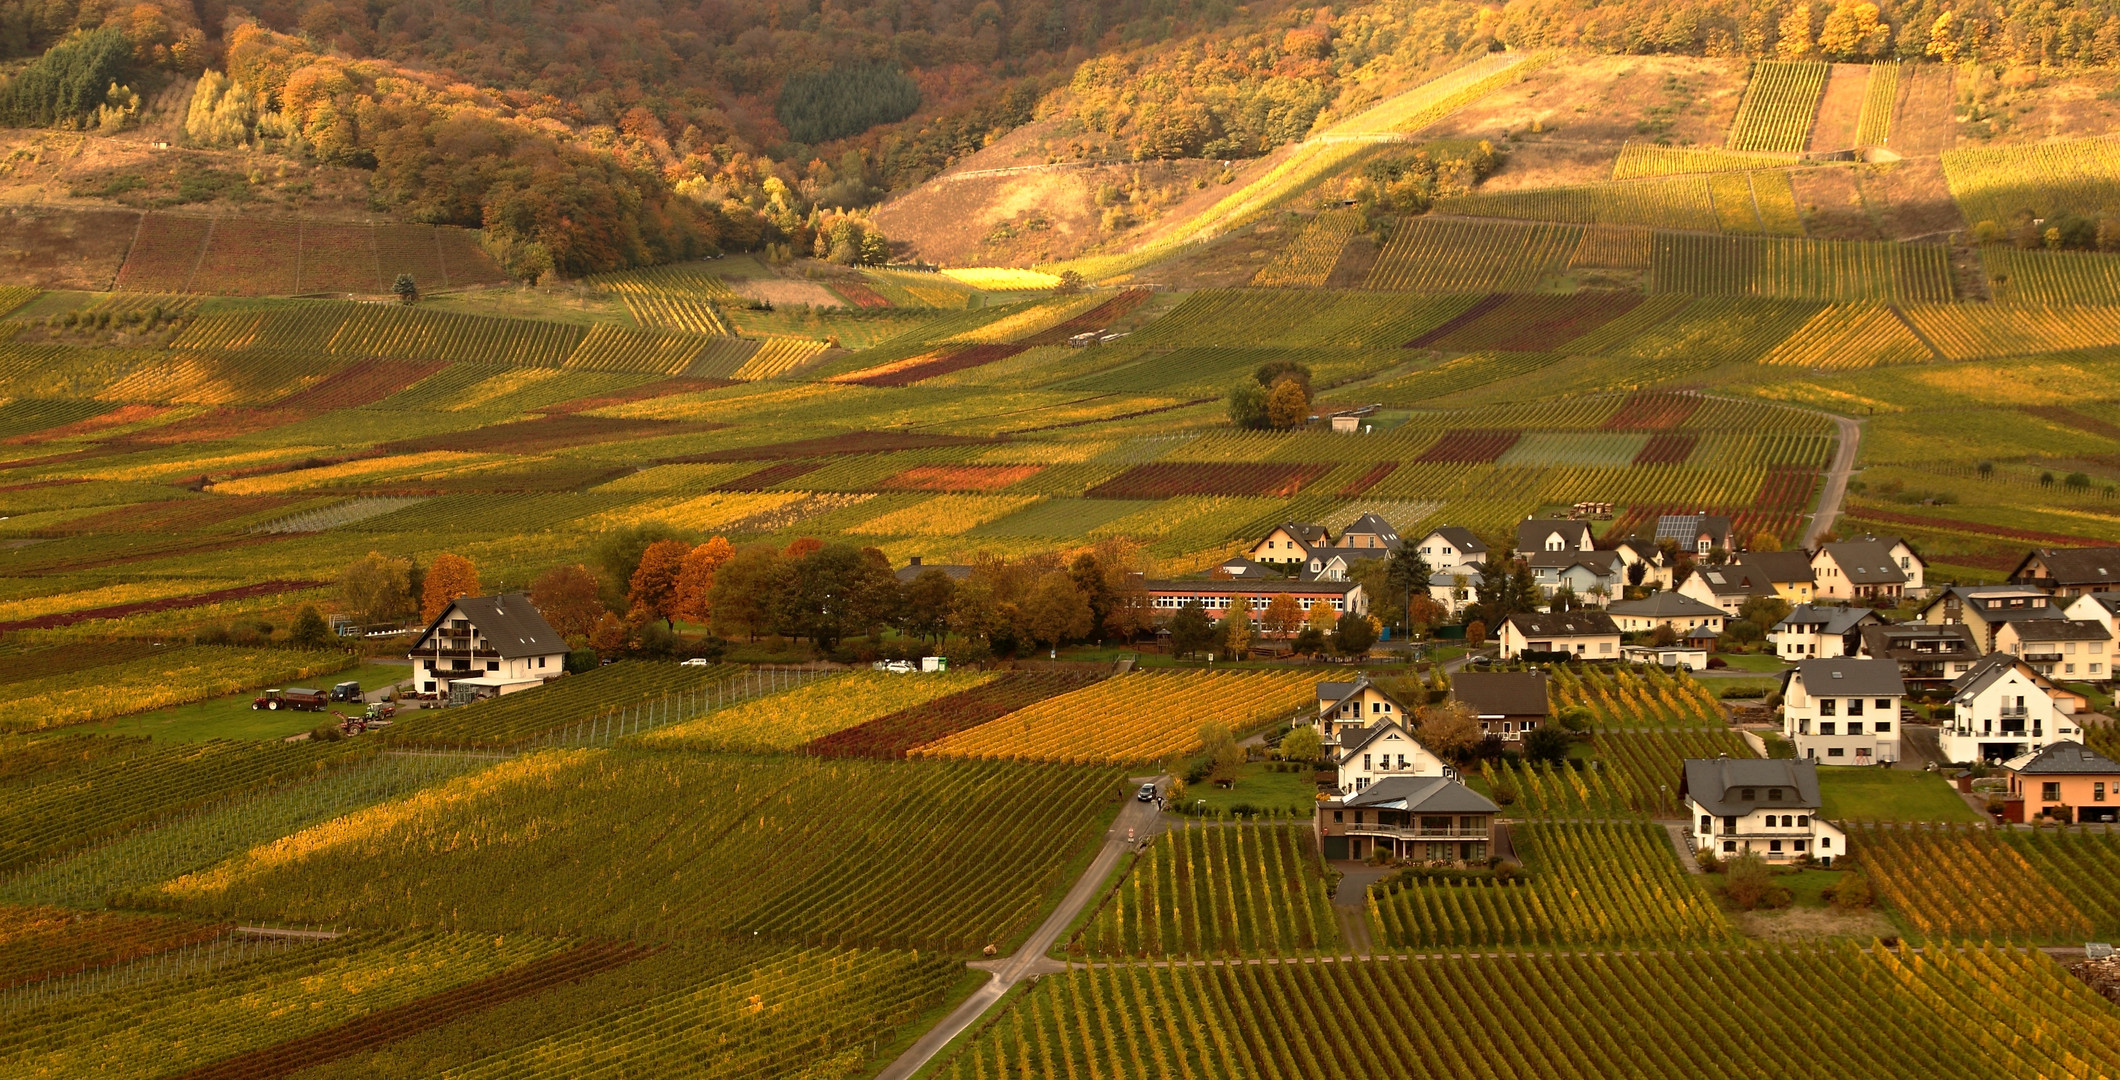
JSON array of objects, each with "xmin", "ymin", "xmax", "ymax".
[
  {"xmin": 1720, "ymin": 853, "xmax": 1793, "ymax": 910},
  {"xmin": 1823, "ymin": 873, "xmax": 1874, "ymax": 911},
  {"xmin": 566, "ymin": 648, "xmax": 600, "ymax": 673},
  {"xmin": 309, "ymin": 721, "xmax": 346, "ymax": 742}
]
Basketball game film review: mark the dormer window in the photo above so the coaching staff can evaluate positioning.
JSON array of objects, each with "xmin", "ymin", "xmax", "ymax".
[
  {"xmin": 1741, "ymin": 788, "xmax": 1756, "ymax": 800},
  {"xmin": 1768, "ymin": 789, "xmax": 1782, "ymax": 800}
]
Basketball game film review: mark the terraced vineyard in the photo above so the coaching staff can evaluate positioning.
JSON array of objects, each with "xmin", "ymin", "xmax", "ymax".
[
  {"xmin": 1727, "ymin": 60, "xmax": 1829, "ymax": 152},
  {"xmin": 1073, "ymin": 822, "xmax": 1339, "ymax": 957}
]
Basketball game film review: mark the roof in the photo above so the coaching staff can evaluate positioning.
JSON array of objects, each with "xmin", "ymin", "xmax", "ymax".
[
  {"xmin": 1655, "ymin": 513, "xmax": 1733, "ymax": 544},
  {"xmin": 1612, "ymin": 538, "xmax": 1666, "ymax": 563},
  {"xmin": 1688, "ymin": 564, "xmax": 1776, "ymax": 599},
  {"xmin": 1952, "ymin": 652, "xmax": 2043, "ymax": 698},
  {"xmin": 2007, "ymin": 619, "xmax": 2113, "ymax": 642},
  {"xmin": 1608, "ymin": 592, "xmax": 1725, "ymax": 619},
  {"xmin": 1738, "ymin": 549, "xmax": 1815, "ymax": 586},
  {"xmin": 1526, "ymin": 549, "xmax": 1623, "ymax": 574},
  {"xmin": 1338, "ymin": 513, "xmax": 1402, "ymax": 547},
  {"xmin": 1340, "ymin": 774, "xmax": 1500, "ymax": 814},
  {"xmin": 1317, "ymin": 676, "xmax": 1408, "ymax": 716},
  {"xmin": 1792, "ymin": 657, "xmax": 1906, "ymax": 697},
  {"xmin": 1503, "ymin": 611, "xmax": 1621, "ymax": 638},
  {"xmin": 1683, "ymin": 625, "xmax": 1720, "ymax": 640},
  {"xmin": 2005, "ymin": 740, "xmax": 2120, "ymax": 776},
  {"xmin": 1682, "ymin": 758, "xmax": 1822, "ymax": 816},
  {"xmin": 1428, "ymin": 568, "xmax": 1484, "ymax": 588},
  {"xmin": 2012, "ymin": 547, "xmax": 2120, "ymax": 587},
  {"xmin": 1818, "ymin": 541, "xmax": 1908, "ymax": 585},
  {"xmin": 1774, "ymin": 605, "xmax": 1879, "ymax": 635},
  {"xmin": 1338, "ymin": 717, "xmax": 1425, "ymax": 756},
  {"xmin": 1423, "ymin": 526, "xmax": 1489, "ymax": 554},
  {"xmin": 1451, "ymin": 671, "xmax": 1549, "ymax": 717},
  {"xmin": 1147, "ymin": 579, "xmax": 1359, "ymax": 596},
  {"xmin": 2072, "ymin": 594, "xmax": 2120, "ymax": 616},
  {"xmin": 1515, "ymin": 519, "xmax": 1593, "ymax": 553},
  {"xmin": 1266, "ymin": 522, "xmax": 1330, "ymax": 547},
  {"xmin": 1214, "ymin": 556, "xmax": 1278, "ymax": 579},
  {"xmin": 413, "ymin": 593, "xmax": 565, "ymax": 660},
  {"xmin": 1859, "ymin": 622, "xmax": 1980, "ymax": 660}
]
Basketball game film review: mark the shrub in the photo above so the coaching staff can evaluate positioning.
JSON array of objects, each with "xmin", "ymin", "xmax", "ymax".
[
  {"xmin": 309, "ymin": 721, "xmax": 345, "ymax": 742},
  {"xmin": 1721, "ymin": 853, "xmax": 1793, "ymax": 910},
  {"xmin": 1824, "ymin": 873, "xmax": 1874, "ymax": 911}
]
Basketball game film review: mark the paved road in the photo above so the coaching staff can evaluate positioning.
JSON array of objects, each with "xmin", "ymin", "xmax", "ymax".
[
  {"xmin": 1804, "ymin": 411, "xmax": 1863, "ymax": 548},
  {"xmin": 873, "ymin": 788, "xmax": 1165, "ymax": 1080}
]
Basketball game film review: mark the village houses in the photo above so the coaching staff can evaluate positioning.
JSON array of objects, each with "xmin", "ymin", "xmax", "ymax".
[
  {"xmin": 1941, "ymin": 653, "xmax": 2086, "ymax": 765},
  {"xmin": 1770, "ymin": 605, "xmax": 1883, "ymax": 661},
  {"xmin": 1498, "ymin": 611, "xmax": 1622, "ymax": 660},
  {"xmin": 1516, "ymin": 518, "xmax": 1596, "ymax": 555},
  {"xmin": 2009, "ymin": 548, "xmax": 2120, "ymax": 599},
  {"xmin": 1607, "ymin": 591, "xmax": 1727, "ymax": 636},
  {"xmin": 1316, "ymin": 776, "xmax": 1498, "ymax": 863},
  {"xmin": 409, "ymin": 593, "xmax": 568, "ymax": 700},
  {"xmin": 1810, "ymin": 539, "xmax": 1913, "ymax": 602},
  {"xmin": 1451, "ymin": 670, "xmax": 1549, "ymax": 741},
  {"xmin": 1781, "ymin": 658, "xmax": 1905, "ymax": 765},
  {"xmin": 2003, "ymin": 741, "xmax": 2120, "ymax": 824},
  {"xmin": 1413, "ymin": 526, "xmax": 1489, "ymax": 573}
]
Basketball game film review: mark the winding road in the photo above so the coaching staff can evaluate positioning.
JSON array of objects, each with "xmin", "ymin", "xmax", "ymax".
[{"xmin": 874, "ymin": 789, "xmax": 1166, "ymax": 1080}]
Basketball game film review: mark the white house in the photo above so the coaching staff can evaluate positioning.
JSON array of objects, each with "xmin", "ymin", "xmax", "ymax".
[
  {"xmin": 1316, "ymin": 676, "xmax": 1413, "ymax": 742},
  {"xmin": 1781, "ymin": 658, "xmax": 1904, "ymax": 765},
  {"xmin": 1683, "ymin": 757, "xmax": 1846, "ymax": 866},
  {"xmin": 1770, "ymin": 605, "xmax": 1882, "ymax": 661},
  {"xmin": 2064, "ymin": 592, "xmax": 2120, "ymax": 645},
  {"xmin": 1428, "ymin": 568, "xmax": 1483, "ymax": 619},
  {"xmin": 1516, "ymin": 518, "xmax": 1595, "ymax": 555},
  {"xmin": 1941, "ymin": 653, "xmax": 2083, "ymax": 765},
  {"xmin": 1301, "ymin": 547, "xmax": 1389, "ymax": 583},
  {"xmin": 1333, "ymin": 718, "xmax": 1448, "ymax": 794},
  {"xmin": 1414, "ymin": 526, "xmax": 1489, "ymax": 573},
  {"xmin": 1854, "ymin": 622, "xmax": 1983, "ymax": 689},
  {"xmin": 1678, "ymin": 562, "xmax": 1777, "ymax": 616},
  {"xmin": 1607, "ymin": 591, "xmax": 1727, "ymax": 635},
  {"xmin": 409, "ymin": 593, "xmax": 569, "ymax": 699},
  {"xmin": 1610, "ymin": 539, "xmax": 1675, "ymax": 591},
  {"xmin": 1497, "ymin": 611, "xmax": 1621, "ymax": 660},
  {"xmin": 1526, "ymin": 550, "xmax": 1624, "ymax": 607}
]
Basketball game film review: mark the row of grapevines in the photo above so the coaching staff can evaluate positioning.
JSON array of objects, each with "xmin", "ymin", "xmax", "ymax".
[
  {"xmin": 1483, "ymin": 729, "xmax": 1755, "ymax": 817},
  {"xmin": 910, "ymin": 670, "xmax": 1315, "ymax": 765},
  {"xmin": 1072, "ymin": 822, "xmax": 1340, "ymax": 958},
  {"xmin": 1850, "ymin": 823, "xmax": 2120, "ymax": 941},
  {"xmin": 1727, "ymin": 60, "xmax": 1829, "ymax": 152}
]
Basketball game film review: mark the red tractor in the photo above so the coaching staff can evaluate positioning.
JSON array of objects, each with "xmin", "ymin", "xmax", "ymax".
[{"xmin": 252, "ymin": 688, "xmax": 329, "ymax": 712}]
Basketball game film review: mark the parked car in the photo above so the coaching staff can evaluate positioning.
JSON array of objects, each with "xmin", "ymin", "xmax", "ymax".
[
  {"xmin": 1136, "ymin": 782, "xmax": 1158, "ymax": 802},
  {"xmin": 330, "ymin": 681, "xmax": 363, "ymax": 702},
  {"xmin": 680, "ymin": 657, "xmax": 714, "ymax": 667},
  {"xmin": 253, "ymin": 688, "xmax": 329, "ymax": 712}
]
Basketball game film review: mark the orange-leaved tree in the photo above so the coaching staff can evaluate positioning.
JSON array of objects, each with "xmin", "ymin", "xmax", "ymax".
[
  {"xmin": 421, "ymin": 553, "xmax": 480, "ymax": 623},
  {"xmin": 628, "ymin": 539, "xmax": 693, "ymax": 628},
  {"xmin": 672, "ymin": 536, "xmax": 735, "ymax": 626},
  {"xmin": 531, "ymin": 563, "xmax": 606, "ymax": 639}
]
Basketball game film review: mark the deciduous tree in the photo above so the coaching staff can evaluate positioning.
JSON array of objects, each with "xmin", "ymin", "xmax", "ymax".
[
  {"xmin": 708, "ymin": 544, "xmax": 783, "ymax": 641},
  {"xmin": 420, "ymin": 553, "xmax": 480, "ymax": 623},
  {"xmin": 672, "ymin": 536, "xmax": 736, "ymax": 626},
  {"xmin": 530, "ymin": 563, "xmax": 605, "ymax": 639},
  {"xmin": 1415, "ymin": 700, "xmax": 1482, "ymax": 763},
  {"xmin": 628, "ymin": 539, "xmax": 693, "ymax": 627},
  {"xmin": 1261, "ymin": 593, "xmax": 1305, "ymax": 639},
  {"xmin": 338, "ymin": 551, "xmax": 414, "ymax": 625}
]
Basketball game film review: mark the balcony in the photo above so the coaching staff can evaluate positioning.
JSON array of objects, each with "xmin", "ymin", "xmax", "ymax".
[
  {"xmin": 1341, "ymin": 824, "xmax": 1492, "ymax": 840},
  {"xmin": 2024, "ymin": 653, "xmax": 2063, "ymax": 664}
]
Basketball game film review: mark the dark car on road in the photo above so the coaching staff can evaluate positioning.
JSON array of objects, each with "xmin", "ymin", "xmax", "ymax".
[{"xmin": 1136, "ymin": 783, "xmax": 1158, "ymax": 802}]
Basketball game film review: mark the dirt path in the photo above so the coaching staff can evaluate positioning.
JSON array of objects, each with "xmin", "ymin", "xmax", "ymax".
[
  {"xmin": 1805, "ymin": 410, "xmax": 1863, "ymax": 548},
  {"xmin": 1662, "ymin": 822, "xmax": 1706, "ymax": 874},
  {"xmin": 873, "ymin": 787, "xmax": 1165, "ymax": 1080}
]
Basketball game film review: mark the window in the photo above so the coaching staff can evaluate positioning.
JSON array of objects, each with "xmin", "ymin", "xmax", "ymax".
[
  {"xmin": 1820, "ymin": 699, "xmax": 1837, "ymax": 716},
  {"xmin": 1875, "ymin": 721, "xmax": 1891, "ymax": 733},
  {"xmin": 1876, "ymin": 698, "xmax": 1892, "ymax": 710},
  {"xmin": 1848, "ymin": 698, "xmax": 1864, "ymax": 716},
  {"xmin": 1333, "ymin": 811, "xmax": 1343, "ymax": 823},
  {"xmin": 537, "ymin": 656, "xmax": 547, "ymax": 669},
  {"xmin": 424, "ymin": 660, "xmax": 436, "ymax": 671},
  {"xmin": 1353, "ymin": 812, "xmax": 1364, "ymax": 824},
  {"xmin": 2099, "ymin": 783, "xmax": 2108, "ymax": 803},
  {"xmin": 1700, "ymin": 815, "xmax": 1713, "ymax": 832},
  {"xmin": 1797, "ymin": 815, "xmax": 1808, "ymax": 827},
  {"xmin": 487, "ymin": 661, "xmax": 500, "ymax": 672},
  {"xmin": 1768, "ymin": 789, "xmax": 1782, "ymax": 800},
  {"xmin": 1794, "ymin": 839, "xmax": 1807, "ymax": 852},
  {"xmin": 1397, "ymin": 755, "xmax": 1408, "ymax": 769},
  {"xmin": 1769, "ymin": 840, "xmax": 1783, "ymax": 853},
  {"xmin": 1724, "ymin": 816, "xmax": 1738, "ymax": 832},
  {"xmin": 1741, "ymin": 788, "xmax": 1756, "ymax": 801},
  {"xmin": 1819, "ymin": 722, "xmax": 1837, "ymax": 735},
  {"xmin": 1723, "ymin": 840, "xmax": 1737, "ymax": 853},
  {"xmin": 1363, "ymin": 755, "xmax": 1372, "ymax": 771},
  {"xmin": 1847, "ymin": 722, "xmax": 1863, "ymax": 735},
  {"xmin": 2043, "ymin": 782, "xmax": 2062, "ymax": 802},
  {"xmin": 1820, "ymin": 837, "xmax": 1831, "ymax": 849},
  {"xmin": 1828, "ymin": 747, "xmax": 1845, "ymax": 757}
]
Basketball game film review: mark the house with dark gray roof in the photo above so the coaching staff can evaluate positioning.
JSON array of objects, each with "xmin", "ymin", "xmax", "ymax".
[
  {"xmin": 1780, "ymin": 658, "xmax": 1905, "ymax": 765},
  {"xmin": 1771, "ymin": 605, "xmax": 1882, "ymax": 662},
  {"xmin": 1655, "ymin": 513, "xmax": 1735, "ymax": 556},
  {"xmin": 1335, "ymin": 512, "xmax": 1402, "ymax": 552},
  {"xmin": 1993, "ymin": 617, "xmax": 2112, "ymax": 681},
  {"xmin": 1414, "ymin": 526, "xmax": 1489, "ymax": 573},
  {"xmin": 1677, "ymin": 561, "xmax": 1777, "ymax": 616},
  {"xmin": 1526, "ymin": 549, "xmax": 1624, "ymax": 607},
  {"xmin": 1451, "ymin": 670, "xmax": 1548, "ymax": 741},
  {"xmin": 1608, "ymin": 591, "xmax": 1726, "ymax": 635},
  {"xmin": 1942, "ymin": 654, "xmax": 2086, "ymax": 765},
  {"xmin": 1428, "ymin": 567, "xmax": 1483, "ymax": 618},
  {"xmin": 1247, "ymin": 522, "xmax": 1331, "ymax": 567},
  {"xmin": 1516, "ymin": 518, "xmax": 1595, "ymax": 555},
  {"xmin": 2004, "ymin": 741, "xmax": 2120, "ymax": 823},
  {"xmin": 1855, "ymin": 622, "xmax": 1982, "ymax": 687},
  {"xmin": 1316, "ymin": 774, "xmax": 1499, "ymax": 863},
  {"xmin": 1681, "ymin": 757, "xmax": 1845, "ymax": 865},
  {"xmin": 409, "ymin": 593, "xmax": 568, "ymax": 699},
  {"xmin": 1919, "ymin": 584, "xmax": 2064, "ymax": 650},
  {"xmin": 896, "ymin": 556, "xmax": 974, "ymax": 583},
  {"xmin": 2009, "ymin": 547, "xmax": 2120, "ymax": 598},
  {"xmin": 1497, "ymin": 610, "xmax": 1621, "ymax": 660},
  {"xmin": 1330, "ymin": 717, "xmax": 1447, "ymax": 795},
  {"xmin": 1734, "ymin": 549, "xmax": 1817, "ymax": 605},
  {"xmin": 1810, "ymin": 540, "xmax": 1909, "ymax": 602}
]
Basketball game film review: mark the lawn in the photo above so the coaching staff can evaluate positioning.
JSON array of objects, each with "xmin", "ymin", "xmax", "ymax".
[
  {"xmin": 89, "ymin": 662, "xmax": 412, "ymax": 742},
  {"xmin": 1817, "ymin": 768, "xmax": 1979, "ymax": 823},
  {"xmin": 1180, "ymin": 762, "xmax": 1320, "ymax": 817},
  {"xmin": 1714, "ymin": 652, "xmax": 1789, "ymax": 674}
]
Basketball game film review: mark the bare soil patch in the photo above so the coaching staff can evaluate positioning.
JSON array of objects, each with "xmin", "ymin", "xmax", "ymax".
[
  {"xmin": 1127, "ymin": 223, "xmax": 1283, "ymax": 288},
  {"xmin": 1325, "ymin": 231, "xmax": 1380, "ymax": 288},
  {"xmin": 1792, "ymin": 167, "xmax": 1877, "ymax": 240},
  {"xmin": 1888, "ymin": 65, "xmax": 1959, "ymax": 156},
  {"xmin": 1735, "ymin": 905, "xmax": 1898, "ymax": 942},
  {"xmin": 1808, "ymin": 64, "xmax": 1871, "ymax": 153},
  {"xmin": 875, "ymin": 158, "xmax": 1224, "ymax": 267},
  {"xmin": 1429, "ymin": 55, "xmax": 1746, "ymax": 150},
  {"xmin": 729, "ymin": 278, "xmax": 843, "ymax": 307},
  {"xmin": 1862, "ymin": 160, "xmax": 1964, "ymax": 239},
  {"xmin": 1477, "ymin": 139, "xmax": 1622, "ymax": 191},
  {"xmin": 0, "ymin": 204, "xmax": 139, "ymax": 289}
]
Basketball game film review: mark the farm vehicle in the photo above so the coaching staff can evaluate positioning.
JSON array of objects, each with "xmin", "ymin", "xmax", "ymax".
[{"xmin": 252, "ymin": 688, "xmax": 329, "ymax": 711}]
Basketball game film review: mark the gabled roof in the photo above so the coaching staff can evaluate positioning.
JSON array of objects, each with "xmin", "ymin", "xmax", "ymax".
[
  {"xmin": 1338, "ymin": 717, "xmax": 1426, "ymax": 756},
  {"xmin": 1655, "ymin": 513, "xmax": 1733, "ymax": 545},
  {"xmin": 1422, "ymin": 526, "xmax": 1489, "ymax": 554},
  {"xmin": 1337, "ymin": 512, "xmax": 1402, "ymax": 548},
  {"xmin": 1816, "ymin": 541, "xmax": 1909, "ymax": 585},
  {"xmin": 412, "ymin": 593, "xmax": 565, "ymax": 659},
  {"xmin": 1340, "ymin": 774, "xmax": 1500, "ymax": 814},
  {"xmin": 1266, "ymin": 522, "xmax": 1330, "ymax": 547},
  {"xmin": 1317, "ymin": 675, "xmax": 1409, "ymax": 717},
  {"xmin": 1682, "ymin": 757, "xmax": 1822, "ymax": 816},
  {"xmin": 1526, "ymin": 549, "xmax": 1623, "ymax": 574},
  {"xmin": 1688, "ymin": 564, "xmax": 1776, "ymax": 598},
  {"xmin": 1609, "ymin": 592, "xmax": 1725, "ymax": 619},
  {"xmin": 1791, "ymin": 657, "xmax": 1906, "ymax": 697},
  {"xmin": 1428, "ymin": 568, "xmax": 1485, "ymax": 588},
  {"xmin": 1773, "ymin": 604, "xmax": 1879, "ymax": 635},
  {"xmin": 2071, "ymin": 593, "xmax": 2120, "ymax": 616},
  {"xmin": 2010, "ymin": 547, "xmax": 2120, "ymax": 588},
  {"xmin": 2007, "ymin": 619, "xmax": 2113, "ymax": 642},
  {"xmin": 1214, "ymin": 555, "xmax": 1277, "ymax": 578},
  {"xmin": 1612, "ymin": 538, "xmax": 1667, "ymax": 563},
  {"xmin": 1503, "ymin": 610, "xmax": 1621, "ymax": 638},
  {"xmin": 1452, "ymin": 671, "xmax": 1549, "ymax": 717},
  {"xmin": 1515, "ymin": 518, "xmax": 1592, "ymax": 553},
  {"xmin": 2005, "ymin": 740, "xmax": 2120, "ymax": 776},
  {"xmin": 1952, "ymin": 652, "xmax": 2045, "ymax": 698},
  {"xmin": 1739, "ymin": 549, "xmax": 1815, "ymax": 586}
]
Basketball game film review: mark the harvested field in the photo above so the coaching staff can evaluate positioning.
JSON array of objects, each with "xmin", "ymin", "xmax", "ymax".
[
  {"xmin": 878, "ymin": 464, "xmax": 1046, "ymax": 491},
  {"xmin": 1632, "ymin": 433, "xmax": 1699, "ymax": 465},
  {"xmin": 0, "ymin": 206, "xmax": 142, "ymax": 290},
  {"xmin": 114, "ymin": 215, "xmax": 506, "ymax": 297},
  {"xmin": 1424, "ymin": 292, "xmax": 1643, "ymax": 352},
  {"xmin": 1415, "ymin": 429, "xmax": 1522, "ymax": 464},
  {"xmin": 1602, "ymin": 391, "xmax": 1701, "ymax": 430}
]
